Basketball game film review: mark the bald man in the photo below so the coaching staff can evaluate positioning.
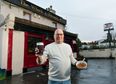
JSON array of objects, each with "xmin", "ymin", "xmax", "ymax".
[{"xmin": 36, "ymin": 28, "xmax": 77, "ymax": 84}]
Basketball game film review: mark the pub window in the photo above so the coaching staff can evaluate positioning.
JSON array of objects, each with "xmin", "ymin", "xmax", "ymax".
[{"xmin": 28, "ymin": 36, "xmax": 42, "ymax": 54}]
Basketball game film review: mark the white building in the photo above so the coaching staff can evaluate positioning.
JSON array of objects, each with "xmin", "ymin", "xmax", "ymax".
[{"xmin": 0, "ymin": 0, "xmax": 77, "ymax": 79}]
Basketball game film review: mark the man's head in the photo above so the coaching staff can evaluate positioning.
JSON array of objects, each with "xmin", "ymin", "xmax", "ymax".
[{"xmin": 54, "ymin": 28, "xmax": 64, "ymax": 44}]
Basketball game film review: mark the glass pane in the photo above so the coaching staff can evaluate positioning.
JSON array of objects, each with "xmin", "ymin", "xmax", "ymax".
[{"xmin": 28, "ymin": 36, "xmax": 42, "ymax": 54}]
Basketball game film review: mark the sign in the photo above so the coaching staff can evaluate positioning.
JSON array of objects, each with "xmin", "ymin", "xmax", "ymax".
[{"xmin": 104, "ymin": 23, "xmax": 114, "ymax": 31}]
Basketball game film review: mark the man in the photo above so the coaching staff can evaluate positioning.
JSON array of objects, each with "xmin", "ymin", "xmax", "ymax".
[{"xmin": 36, "ymin": 28, "xmax": 78, "ymax": 84}]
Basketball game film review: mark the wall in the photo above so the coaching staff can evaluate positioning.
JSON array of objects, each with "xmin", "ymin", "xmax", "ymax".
[
  {"xmin": 12, "ymin": 31, "xmax": 24, "ymax": 75},
  {"xmin": 79, "ymin": 48, "xmax": 116, "ymax": 58},
  {"xmin": 0, "ymin": 27, "xmax": 3, "ymax": 68},
  {"xmin": 0, "ymin": 27, "xmax": 9, "ymax": 69},
  {"xmin": 32, "ymin": 14, "xmax": 65, "ymax": 29},
  {"xmin": 1, "ymin": 1, "xmax": 65, "ymax": 29},
  {"xmin": 1, "ymin": 1, "xmax": 23, "ymax": 19}
]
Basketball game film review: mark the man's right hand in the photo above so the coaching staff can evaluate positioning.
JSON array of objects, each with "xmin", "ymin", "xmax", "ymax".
[
  {"xmin": 36, "ymin": 55, "xmax": 47, "ymax": 64},
  {"xmin": 36, "ymin": 56, "xmax": 42, "ymax": 64}
]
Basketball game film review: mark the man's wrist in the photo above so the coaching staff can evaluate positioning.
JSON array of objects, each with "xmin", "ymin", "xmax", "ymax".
[{"xmin": 74, "ymin": 61, "xmax": 77, "ymax": 66}]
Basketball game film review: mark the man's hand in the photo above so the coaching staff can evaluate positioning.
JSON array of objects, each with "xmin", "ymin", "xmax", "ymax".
[
  {"xmin": 36, "ymin": 55, "xmax": 47, "ymax": 64},
  {"xmin": 76, "ymin": 61, "xmax": 87, "ymax": 69},
  {"xmin": 36, "ymin": 56, "xmax": 42, "ymax": 64}
]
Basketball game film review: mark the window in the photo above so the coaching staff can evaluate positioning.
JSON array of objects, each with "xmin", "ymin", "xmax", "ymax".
[
  {"xmin": 28, "ymin": 36, "xmax": 42, "ymax": 54},
  {"xmin": 52, "ymin": 22, "xmax": 57, "ymax": 28},
  {"xmin": 23, "ymin": 11, "xmax": 31, "ymax": 20}
]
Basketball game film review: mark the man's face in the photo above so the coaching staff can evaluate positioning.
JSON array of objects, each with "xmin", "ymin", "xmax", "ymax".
[{"xmin": 54, "ymin": 29, "xmax": 64, "ymax": 44}]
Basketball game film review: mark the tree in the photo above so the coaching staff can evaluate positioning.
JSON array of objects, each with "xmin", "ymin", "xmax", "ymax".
[{"xmin": 76, "ymin": 38, "xmax": 82, "ymax": 48}]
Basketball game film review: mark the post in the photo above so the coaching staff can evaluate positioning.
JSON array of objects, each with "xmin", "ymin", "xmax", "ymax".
[{"xmin": 104, "ymin": 23, "xmax": 114, "ymax": 58}]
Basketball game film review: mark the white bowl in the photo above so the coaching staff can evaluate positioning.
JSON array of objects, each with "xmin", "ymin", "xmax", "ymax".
[{"xmin": 76, "ymin": 61, "xmax": 87, "ymax": 69}]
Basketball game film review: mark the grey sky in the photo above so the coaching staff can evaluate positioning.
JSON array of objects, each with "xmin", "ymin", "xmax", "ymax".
[{"xmin": 27, "ymin": 0, "xmax": 116, "ymax": 41}]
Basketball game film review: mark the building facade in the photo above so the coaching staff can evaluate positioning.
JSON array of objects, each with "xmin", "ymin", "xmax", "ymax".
[{"xmin": 0, "ymin": 0, "xmax": 77, "ymax": 79}]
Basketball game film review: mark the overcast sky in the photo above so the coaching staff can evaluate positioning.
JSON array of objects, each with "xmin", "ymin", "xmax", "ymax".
[{"xmin": 27, "ymin": 0, "xmax": 116, "ymax": 42}]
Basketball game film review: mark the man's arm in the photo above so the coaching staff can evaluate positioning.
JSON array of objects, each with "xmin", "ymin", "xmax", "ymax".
[{"xmin": 70, "ymin": 53, "xmax": 78, "ymax": 65}]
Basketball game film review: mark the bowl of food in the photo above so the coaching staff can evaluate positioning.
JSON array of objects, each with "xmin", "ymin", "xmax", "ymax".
[{"xmin": 76, "ymin": 58, "xmax": 87, "ymax": 69}]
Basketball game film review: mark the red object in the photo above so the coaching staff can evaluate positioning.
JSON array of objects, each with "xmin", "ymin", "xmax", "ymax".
[{"xmin": 7, "ymin": 29, "xmax": 13, "ymax": 71}]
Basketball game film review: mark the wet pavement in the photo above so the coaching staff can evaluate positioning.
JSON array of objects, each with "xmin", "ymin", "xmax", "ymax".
[{"xmin": 0, "ymin": 59, "xmax": 116, "ymax": 84}]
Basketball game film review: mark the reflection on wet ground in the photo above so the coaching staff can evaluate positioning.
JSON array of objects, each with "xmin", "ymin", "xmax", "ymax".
[
  {"xmin": 0, "ymin": 59, "xmax": 116, "ymax": 84},
  {"xmin": 72, "ymin": 59, "xmax": 116, "ymax": 84}
]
